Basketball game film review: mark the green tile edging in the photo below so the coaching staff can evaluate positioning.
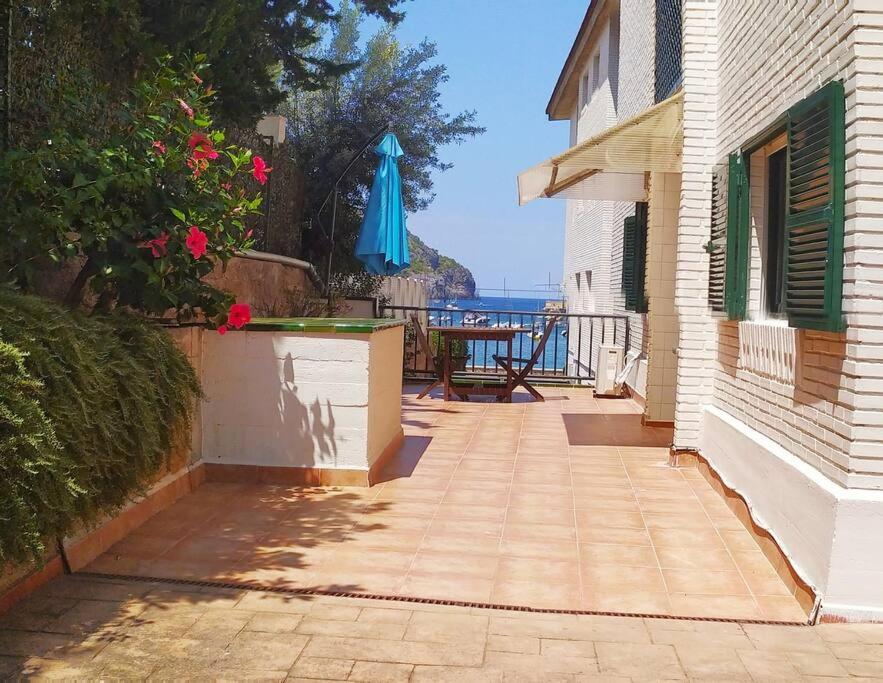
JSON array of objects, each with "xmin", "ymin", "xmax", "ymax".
[{"xmin": 245, "ymin": 317, "xmax": 406, "ymax": 334}]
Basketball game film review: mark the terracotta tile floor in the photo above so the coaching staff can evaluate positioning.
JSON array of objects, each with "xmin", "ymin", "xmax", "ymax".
[{"xmin": 88, "ymin": 386, "xmax": 807, "ymax": 622}]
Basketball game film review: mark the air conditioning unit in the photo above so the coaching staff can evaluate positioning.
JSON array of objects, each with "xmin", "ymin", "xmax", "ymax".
[{"xmin": 595, "ymin": 345, "xmax": 624, "ymax": 397}]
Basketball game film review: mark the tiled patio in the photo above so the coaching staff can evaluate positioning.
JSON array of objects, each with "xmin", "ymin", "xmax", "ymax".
[{"xmin": 87, "ymin": 386, "xmax": 807, "ymax": 622}]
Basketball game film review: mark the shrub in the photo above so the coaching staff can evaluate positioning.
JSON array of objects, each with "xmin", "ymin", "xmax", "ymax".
[
  {"xmin": 0, "ymin": 56, "xmax": 266, "ymax": 328},
  {"xmin": 0, "ymin": 290, "xmax": 200, "ymax": 564}
]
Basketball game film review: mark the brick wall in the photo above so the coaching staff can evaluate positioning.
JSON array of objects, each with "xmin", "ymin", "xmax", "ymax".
[{"xmin": 678, "ymin": 0, "xmax": 883, "ymax": 490}]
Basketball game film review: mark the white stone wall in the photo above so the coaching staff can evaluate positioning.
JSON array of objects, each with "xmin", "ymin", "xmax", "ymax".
[
  {"xmin": 682, "ymin": 0, "xmax": 883, "ymax": 491},
  {"xmin": 200, "ymin": 329, "xmax": 403, "ymax": 473}
]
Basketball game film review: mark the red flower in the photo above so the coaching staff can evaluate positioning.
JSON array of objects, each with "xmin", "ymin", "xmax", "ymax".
[
  {"xmin": 252, "ymin": 156, "xmax": 272, "ymax": 185},
  {"xmin": 177, "ymin": 98, "xmax": 194, "ymax": 119},
  {"xmin": 188, "ymin": 132, "xmax": 219, "ymax": 160},
  {"xmin": 185, "ymin": 225, "xmax": 208, "ymax": 259},
  {"xmin": 222, "ymin": 182, "xmax": 232, "ymax": 191},
  {"xmin": 228, "ymin": 303, "xmax": 252, "ymax": 329},
  {"xmin": 143, "ymin": 232, "xmax": 169, "ymax": 258},
  {"xmin": 217, "ymin": 325, "xmax": 228, "ymax": 336},
  {"xmin": 191, "ymin": 72, "xmax": 203, "ymax": 85},
  {"xmin": 152, "ymin": 140, "xmax": 166, "ymax": 154}
]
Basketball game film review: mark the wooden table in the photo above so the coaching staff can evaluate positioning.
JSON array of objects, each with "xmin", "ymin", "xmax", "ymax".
[{"xmin": 428, "ymin": 326, "xmax": 529, "ymax": 402}]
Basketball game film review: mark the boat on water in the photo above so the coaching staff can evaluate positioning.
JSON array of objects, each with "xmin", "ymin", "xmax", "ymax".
[{"xmin": 463, "ymin": 312, "xmax": 489, "ymax": 327}]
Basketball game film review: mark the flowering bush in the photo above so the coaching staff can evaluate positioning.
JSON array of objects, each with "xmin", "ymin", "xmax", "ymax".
[{"xmin": 0, "ymin": 56, "xmax": 270, "ymax": 328}]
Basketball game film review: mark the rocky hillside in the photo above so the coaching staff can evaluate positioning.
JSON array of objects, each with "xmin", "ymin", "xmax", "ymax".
[{"xmin": 403, "ymin": 231, "xmax": 476, "ymax": 299}]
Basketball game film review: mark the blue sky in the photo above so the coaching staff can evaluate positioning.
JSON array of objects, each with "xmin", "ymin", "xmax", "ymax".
[{"xmin": 364, "ymin": 0, "xmax": 586, "ymax": 297}]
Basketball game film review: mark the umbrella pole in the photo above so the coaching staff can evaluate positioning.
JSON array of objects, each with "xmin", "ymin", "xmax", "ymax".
[{"xmin": 325, "ymin": 188, "xmax": 338, "ymax": 316}]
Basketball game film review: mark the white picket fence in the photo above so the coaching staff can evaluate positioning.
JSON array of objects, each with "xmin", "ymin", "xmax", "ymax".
[{"xmin": 380, "ymin": 277, "xmax": 428, "ymax": 326}]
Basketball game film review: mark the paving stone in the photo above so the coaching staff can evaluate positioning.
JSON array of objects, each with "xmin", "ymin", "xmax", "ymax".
[
  {"xmin": 357, "ymin": 607, "xmax": 413, "ymax": 624},
  {"xmin": 218, "ymin": 631, "xmax": 309, "ymax": 671},
  {"xmin": 411, "ymin": 664, "xmax": 504, "ymax": 682},
  {"xmin": 16, "ymin": 656, "xmax": 102, "ymax": 680},
  {"xmin": 736, "ymin": 649, "xmax": 801, "ymax": 680},
  {"xmin": 594, "ymin": 641, "xmax": 685, "ymax": 679},
  {"xmin": 288, "ymin": 656, "xmax": 354, "ymax": 680},
  {"xmin": 186, "ymin": 609, "xmax": 251, "ymax": 639},
  {"xmin": 483, "ymin": 651, "xmax": 600, "ymax": 675},
  {"xmin": 236, "ymin": 591, "xmax": 317, "ymax": 614},
  {"xmin": 742, "ymin": 623, "xmax": 831, "ymax": 652},
  {"xmin": 673, "ymin": 644, "xmax": 749, "ymax": 680},
  {"xmin": 487, "ymin": 633, "xmax": 540, "ymax": 654},
  {"xmin": 246, "ymin": 612, "xmax": 304, "ymax": 633},
  {"xmin": 348, "ymin": 660, "xmax": 414, "ymax": 682},
  {"xmin": 304, "ymin": 635, "xmax": 485, "ymax": 666},
  {"xmin": 539, "ymin": 638, "xmax": 597, "ymax": 658},
  {"xmin": 787, "ymin": 650, "xmax": 851, "ymax": 677},
  {"xmin": 404, "ymin": 611, "xmax": 489, "ymax": 644},
  {"xmin": 490, "ymin": 615, "xmax": 649, "ymax": 643},
  {"xmin": 307, "ymin": 603, "xmax": 361, "ymax": 621},
  {"xmin": 296, "ymin": 617, "xmax": 407, "ymax": 640}
]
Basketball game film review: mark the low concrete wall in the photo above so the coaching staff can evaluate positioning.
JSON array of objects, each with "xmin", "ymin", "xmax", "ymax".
[
  {"xmin": 700, "ymin": 405, "xmax": 883, "ymax": 622},
  {"xmin": 199, "ymin": 323, "xmax": 404, "ymax": 485}
]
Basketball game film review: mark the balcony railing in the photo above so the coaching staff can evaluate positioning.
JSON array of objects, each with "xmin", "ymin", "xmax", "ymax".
[{"xmin": 381, "ymin": 304, "xmax": 630, "ymax": 385}]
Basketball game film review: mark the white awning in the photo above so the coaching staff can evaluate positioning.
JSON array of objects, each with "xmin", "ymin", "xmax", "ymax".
[{"xmin": 517, "ymin": 91, "xmax": 683, "ymax": 205}]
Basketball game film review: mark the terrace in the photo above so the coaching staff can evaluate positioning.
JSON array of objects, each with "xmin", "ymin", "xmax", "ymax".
[{"xmin": 82, "ymin": 386, "xmax": 807, "ymax": 623}]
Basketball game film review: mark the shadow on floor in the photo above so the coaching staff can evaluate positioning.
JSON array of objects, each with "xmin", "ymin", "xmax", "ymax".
[{"xmin": 562, "ymin": 413, "xmax": 671, "ymax": 447}]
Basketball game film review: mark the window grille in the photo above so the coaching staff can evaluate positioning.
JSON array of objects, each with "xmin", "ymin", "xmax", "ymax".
[{"xmin": 655, "ymin": 0, "xmax": 682, "ymax": 102}]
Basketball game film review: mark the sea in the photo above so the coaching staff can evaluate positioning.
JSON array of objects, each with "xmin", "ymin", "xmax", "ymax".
[{"xmin": 426, "ymin": 295, "xmax": 569, "ymax": 374}]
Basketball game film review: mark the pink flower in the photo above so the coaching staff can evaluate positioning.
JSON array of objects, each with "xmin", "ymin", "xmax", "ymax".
[
  {"xmin": 222, "ymin": 182, "xmax": 232, "ymax": 191},
  {"xmin": 188, "ymin": 132, "xmax": 218, "ymax": 161},
  {"xmin": 177, "ymin": 98, "xmax": 194, "ymax": 119},
  {"xmin": 143, "ymin": 232, "xmax": 169, "ymax": 258},
  {"xmin": 252, "ymin": 156, "xmax": 272, "ymax": 185},
  {"xmin": 185, "ymin": 225, "xmax": 208, "ymax": 259},
  {"xmin": 152, "ymin": 140, "xmax": 166, "ymax": 154},
  {"xmin": 228, "ymin": 303, "xmax": 252, "ymax": 329},
  {"xmin": 217, "ymin": 325, "xmax": 228, "ymax": 336},
  {"xmin": 192, "ymin": 73, "xmax": 203, "ymax": 85}
]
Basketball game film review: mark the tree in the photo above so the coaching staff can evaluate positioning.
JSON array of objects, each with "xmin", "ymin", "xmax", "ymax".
[
  {"xmin": 6, "ymin": 0, "xmax": 408, "ymax": 139},
  {"xmin": 283, "ymin": 2, "xmax": 485, "ymax": 276}
]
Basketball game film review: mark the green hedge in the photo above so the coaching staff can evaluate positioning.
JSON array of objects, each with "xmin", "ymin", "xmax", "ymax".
[{"xmin": 0, "ymin": 290, "xmax": 200, "ymax": 565}]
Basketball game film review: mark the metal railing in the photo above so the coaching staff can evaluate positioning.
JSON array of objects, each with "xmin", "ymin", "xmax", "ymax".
[{"xmin": 381, "ymin": 304, "xmax": 630, "ymax": 385}]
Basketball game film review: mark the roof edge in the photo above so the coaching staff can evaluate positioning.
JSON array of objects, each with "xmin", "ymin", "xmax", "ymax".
[{"xmin": 545, "ymin": 0, "xmax": 610, "ymax": 121}]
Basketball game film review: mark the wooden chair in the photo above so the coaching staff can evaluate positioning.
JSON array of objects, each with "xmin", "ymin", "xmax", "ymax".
[
  {"xmin": 492, "ymin": 315, "xmax": 560, "ymax": 402},
  {"xmin": 409, "ymin": 313, "xmax": 443, "ymax": 399}
]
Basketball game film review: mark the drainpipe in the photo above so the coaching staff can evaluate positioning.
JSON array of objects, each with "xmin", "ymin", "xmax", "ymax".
[{"xmin": 237, "ymin": 248, "xmax": 325, "ymax": 294}]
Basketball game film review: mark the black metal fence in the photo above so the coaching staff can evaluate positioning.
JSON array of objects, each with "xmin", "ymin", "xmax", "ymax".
[{"xmin": 381, "ymin": 305, "xmax": 630, "ymax": 385}]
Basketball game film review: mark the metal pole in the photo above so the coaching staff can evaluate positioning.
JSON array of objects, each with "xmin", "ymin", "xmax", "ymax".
[{"xmin": 326, "ymin": 187, "xmax": 338, "ymax": 316}]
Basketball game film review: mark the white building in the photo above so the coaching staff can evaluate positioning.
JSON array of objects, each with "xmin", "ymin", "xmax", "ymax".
[{"xmin": 521, "ymin": 0, "xmax": 883, "ymax": 622}]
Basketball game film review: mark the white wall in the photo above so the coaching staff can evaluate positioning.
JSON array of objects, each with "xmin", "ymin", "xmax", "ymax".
[
  {"xmin": 200, "ymin": 328, "xmax": 403, "ymax": 473},
  {"xmin": 563, "ymin": 0, "xmax": 656, "ymax": 391}
]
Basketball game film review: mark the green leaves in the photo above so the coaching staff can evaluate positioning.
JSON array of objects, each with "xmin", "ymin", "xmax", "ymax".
[{"xmin": 0, "ymin": 58, "xmax": 265, "ymax": 322}]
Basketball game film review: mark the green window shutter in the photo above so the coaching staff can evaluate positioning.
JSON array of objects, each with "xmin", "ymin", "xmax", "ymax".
[
  {"xmin": 621, "ymin": 202, "xmax": 649, "ymax": 313},
  {"xmin": 633, "ymin": 202, "xmax": 649, "ymax": 313},
  {"xmin": 784, "ymin": 80, "xmax": 845, "ymax": 331},
  {"xmin": 707, "ymin": 163, "xmax": 728, "ymax": 312},
  {"xmin": 622, "ymin": 215, "xmax": 637, "ymax": 310},
  {"xmin": 724, "ymin": 153, "xmax": 750, "ymax": 320}
]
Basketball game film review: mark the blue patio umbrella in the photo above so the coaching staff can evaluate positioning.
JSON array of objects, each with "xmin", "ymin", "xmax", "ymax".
[{"xmin": 354, "ymin": 133, "xmax": 410, "ymax": 275}]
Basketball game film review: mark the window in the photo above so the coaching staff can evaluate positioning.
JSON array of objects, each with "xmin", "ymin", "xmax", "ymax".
[
  {"xmin": 581, "ymin": 70, "xmax": 590, "ymax": 107},
  {"xmin": 622, "ymin": 203, "xmax": 648, "ymax": 312},
  {"xmin": 591, "ymin": 53, "xmax": 601, "ymax": 93},
  {"xmin": 764, "ymin": 144, "xmax": 787, "ymax": 317},
  {"xmin": 655, "ymin": 0, "xmax": 682, "ymax": 102},
  {"xmin": 707, "ymin": 81, "xmax": 846, "ymax": 332}
]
